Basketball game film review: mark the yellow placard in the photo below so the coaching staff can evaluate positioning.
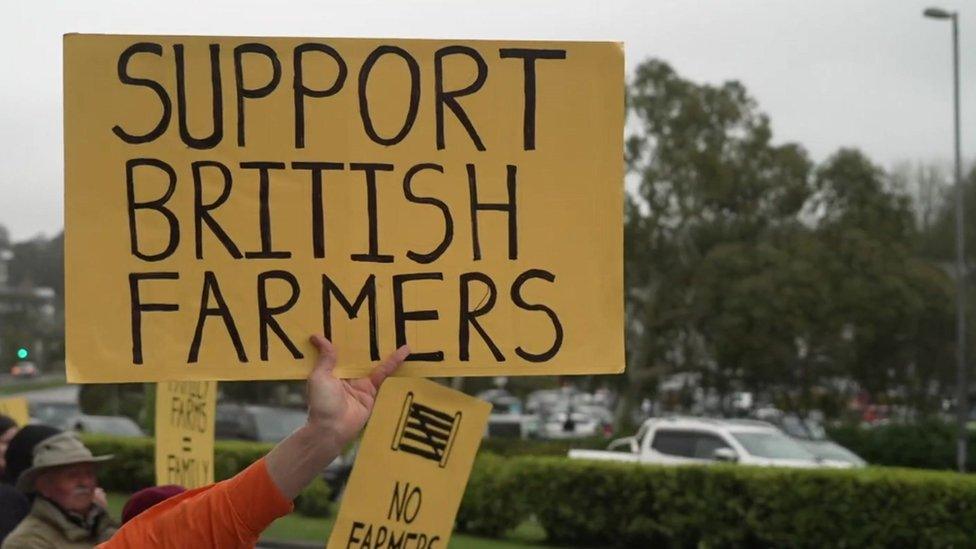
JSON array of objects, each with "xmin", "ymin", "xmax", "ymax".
[
  {"xmin": 154, "ymin": 381, "xmax": 216, "ymax": 488},
  {"xmin": 64, "ymin": 34, "xmax": 624, "ymax": 382},
  {"xmin": 327, "ymin": 377, "xmax": 490, "ymax": 549},
  {"xmin": 0, "ymin": 397, "xmax": 30, "ymax": 427}
]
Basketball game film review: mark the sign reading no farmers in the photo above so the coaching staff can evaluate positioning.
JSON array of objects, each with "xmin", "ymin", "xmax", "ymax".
[
  {"xmin": 327, "ymin": 377, "xmax": 491, "ymax": 549},
  {"xmin": 64, "ymin": 34, "xmax": 624, "ymax": 382}
]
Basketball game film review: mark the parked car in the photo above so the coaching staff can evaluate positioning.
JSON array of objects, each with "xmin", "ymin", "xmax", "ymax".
[
  {"xmin": 10, "ymin": 361, "xmax": 38, "ymax": 378},
  {"xmin": 478, "ymin": 390, "xmax": 540, "ymax": 439},
  {"xmin": 797, "ymin": 439, "xmax": 867, "ymax": 467},
  {"xmin": 540, "ymin": 404, "xmax": 614, "ymax": 440},
  {"xmin": 526, "ymin": 387, "xmax": 585, "ymax": 415},
  {"xmin": 30, "ymin": 401, "xmax": 81, "ymax": 429},
  {"xmin": 67, "ymin": 414, "xmax": 144, "ymax": 437},
  {"xmin": 215, "ymin": 403, "xmax": 307, "ymax": 443},
  {"xmin": 754, "ymin": 408, "xmax": 866, "ymax": 467},
  {"xmin": 322, "ymin": 442, "xmax": 358, "ymax": 501},
  {"xmin": 568, "ymin": 416, "xmax": 843, "ymax": 468}
]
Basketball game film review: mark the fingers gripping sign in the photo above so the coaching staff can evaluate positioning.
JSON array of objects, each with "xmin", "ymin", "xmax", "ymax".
[
  {"xmin": 265, "ymin": 335, "xmax": 410, "ymax": 501},
  {"xmin": 306, "ymin": 335, "xmax": 410, "ymax": 447}
]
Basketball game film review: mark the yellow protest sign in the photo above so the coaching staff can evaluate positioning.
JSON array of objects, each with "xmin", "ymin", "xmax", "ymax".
[
  {"xmin": 328, "ymin": 377, "xmax": 490, "ymax": 549},
  {"xmin": 154, "ymin": 381, "xmax": 216, "ymax": 488},
  {"xmin": 0, "ymin": 397, "xmax": 30, "ymax": 426},
  {"xmin": 64, "ymin": 34, "xmax": 624, "ymax": 382}
]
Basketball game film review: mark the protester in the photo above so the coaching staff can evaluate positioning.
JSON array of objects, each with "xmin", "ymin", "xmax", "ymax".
[
  {"xmin": 1, "ymin": 424, "xmax": 65, "ymax": 544},
  {"xmin": 0, "ymin": 415, "xmax": 27, "ymax": 545},
  {"xmin": 2, "ymin": 432, "xmax": 117, "ymax": 549},
  {"xmin": 2, "ymin": 424, "xmax": 63, "ymax": 485},
  {"xmin": 120, "ymin": 485, "xmax": 184, "ymax": 524},
  {"xmin": 0, "ymin": 415, "xmax": 17, "ymax": 478},
  {"xmin": 99, "ymin": 334, "xmax": 408, "ymax": 548}
]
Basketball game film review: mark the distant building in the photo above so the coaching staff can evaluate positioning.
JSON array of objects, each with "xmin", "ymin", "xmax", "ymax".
[{"xmin": 0, "ymin": 242, "xmax": 58, "ymax": 368}]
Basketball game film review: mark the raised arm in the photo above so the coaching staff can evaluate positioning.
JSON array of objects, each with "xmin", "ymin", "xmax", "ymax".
[{"xmin": 100, "ymin": 336, "xmax": 408, "ymax": 548}]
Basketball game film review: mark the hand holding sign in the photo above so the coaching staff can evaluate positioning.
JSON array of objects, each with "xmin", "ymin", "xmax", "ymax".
[
  {"xmin": 266, "ymin": 335, "xmax": 409, "ymax": 500},
  {"xmin": 306, "ymin": 334, "xmax": 410, "ymax": 443}
]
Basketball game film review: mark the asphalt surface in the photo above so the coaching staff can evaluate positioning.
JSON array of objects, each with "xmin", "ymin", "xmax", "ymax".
[
  {"xmin": 0, "ymin": 373, "xmax": 64, "ymax": 390},
  {"xmin": 9, "ymin": 381, "xmax": 78, "ymax": 403}
]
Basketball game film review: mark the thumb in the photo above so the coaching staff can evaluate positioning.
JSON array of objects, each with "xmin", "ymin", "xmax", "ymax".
[{"xmin": 309, "ymin": 334, "xmax": 338, "ymax": 375}]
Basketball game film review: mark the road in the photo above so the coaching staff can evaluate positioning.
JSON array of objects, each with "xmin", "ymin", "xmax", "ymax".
[
  {"xmin": 17, "ymin": 383, "xmax": 78, "ymax": 403},
  {"xmin": 0, "ymin": 374, "xmax": 74, "ymax": 402},
  {"xmin": 0, "ymin": 372, "xmax": 65, "ymax": 388}
]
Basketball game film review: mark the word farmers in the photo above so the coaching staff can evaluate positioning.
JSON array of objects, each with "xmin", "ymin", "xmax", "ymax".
[{"xmin": 129, "ymin": 269, "xmax": 563, "ymax": 365}]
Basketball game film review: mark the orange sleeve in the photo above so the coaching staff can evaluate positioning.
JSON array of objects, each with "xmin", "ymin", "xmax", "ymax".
[{"xmin": 98, "ymin": 457, "xmax": 293, "ymax": 549}]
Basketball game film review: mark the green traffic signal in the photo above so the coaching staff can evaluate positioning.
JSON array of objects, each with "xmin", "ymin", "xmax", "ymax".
[{"xmin": 16, "ymin": 347, "xmax": 28, "ymax": 360}]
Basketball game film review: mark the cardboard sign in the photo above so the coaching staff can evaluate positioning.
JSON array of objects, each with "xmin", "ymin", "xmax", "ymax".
[
  {"xmin": 328, "ymin": 377, "xmax": 490, "ymax": 549},
  {"xmin": 64, "ymin": 34, "xmax": 625, "ymax": 382},
  {"xmin": 154, "ymin": 381, "xmax": 216, "ymax": 488},
  {"xmin": 0, "ymin": 397, "xmax": 30, "ymax": 427}
]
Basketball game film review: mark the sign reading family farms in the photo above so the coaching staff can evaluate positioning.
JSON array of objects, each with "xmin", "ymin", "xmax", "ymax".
[
  {"xmin": 0, "ymin": 397, "xmax": 29, "ymax": 427},
  {"xmin": 154, "ymin": 381, "xmax": 216, "ymax": 488},
  {"xmin": 64, "ymin": 34, "xmax": 624, "ymax": 383},
  {"xmin": 327, "ymin": 377, "xmax": 491, "ymax": 549}
]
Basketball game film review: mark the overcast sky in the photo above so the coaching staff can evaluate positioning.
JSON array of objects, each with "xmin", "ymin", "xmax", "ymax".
[{"xmin": 1, "ymin": 0, "xmax": 973, "ymax": 241}]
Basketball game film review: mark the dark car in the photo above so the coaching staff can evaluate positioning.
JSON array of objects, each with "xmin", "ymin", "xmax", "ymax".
[
  {"xmin": 215, "ymin": 403, "xmax": 307, "ymax": 443},
  {"xmin": 322, "ymin": 443, "xmax": 358, "ymax": 501},
  {"xmin": 216, "ymin": 403, "xmax": 357, "ymax": 499}
]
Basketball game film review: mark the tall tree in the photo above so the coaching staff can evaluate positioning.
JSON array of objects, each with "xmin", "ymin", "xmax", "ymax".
[
  {"xmin": 623, "ymin": 59, "xmax": 812, "ymax": 414},
  {"xmin": 624, "ymin": 59, "xmax": 955, "ymax": 418},
  {"xmin": 812, "ymin": 150, "xmax": 954, "ymax": 406}
]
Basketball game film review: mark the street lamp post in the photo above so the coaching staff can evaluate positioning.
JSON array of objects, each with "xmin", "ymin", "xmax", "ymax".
[{"xmin": 924, "ymin": 6, "xmax": 966, "ymax": 473}]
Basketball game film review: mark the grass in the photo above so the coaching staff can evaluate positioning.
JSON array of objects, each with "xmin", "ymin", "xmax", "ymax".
[
  {"xmin": 107, "ymin": 493, "xmax": 556, "ymax": 548},
  {"xmin": 263, "ymin": 509, "xmax": 553, "ymax": 548}
]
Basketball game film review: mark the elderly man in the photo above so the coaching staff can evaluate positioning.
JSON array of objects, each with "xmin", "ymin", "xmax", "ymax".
[{"xmin": 2, "ymin": 432, "xmax": 116, "ymax": 548}]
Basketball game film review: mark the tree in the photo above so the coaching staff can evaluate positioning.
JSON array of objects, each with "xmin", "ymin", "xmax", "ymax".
[
  {"xmin": 8, "ymin": 231, "xmax": 64, "ymax": 299},
  {"xmin": 888, "ymin": 160, "xmax": 950, "ymax": 235},
  {"xmin": 623, "ymin": 59, "xmax": 813, "ymax": 415},
  {"xmin": 812, "ymin": 150, "xmax": 954, "ymax": 407},
  {"xmin": 623, "ymin": 59, "xmax": 956, "ymax": 418}
]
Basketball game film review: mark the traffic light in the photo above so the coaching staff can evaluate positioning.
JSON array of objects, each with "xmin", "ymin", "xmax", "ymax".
[{"xmin": 16, "ymin": 347, "xmax": 28, "ymax": 360}]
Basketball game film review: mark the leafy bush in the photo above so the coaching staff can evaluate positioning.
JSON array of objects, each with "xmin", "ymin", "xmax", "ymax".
[
  {"xmin": 85, "ymin": 434, "xmax": 976, "ymax": 547},
  {"xmin": 295, "ymin": 477, "xmax": 333, "ymax": 517},
  {"xmin": 81, "ymin": 435, "xmax": 273, "ymax": 492},
  {"xmin": 456, "ymin": 453, "xmax": 528, "ymax": 536},
  {"xmin": 459, "ymin": 456, "xmax": 976, "ymax": 548}
]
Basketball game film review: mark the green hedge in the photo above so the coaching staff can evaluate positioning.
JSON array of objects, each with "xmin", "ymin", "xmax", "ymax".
[
  {"xmin": 80, "ymin": 434, "xmax": 272, "ymax": 491},
  {"xmin": 81, "ymin": 435, "xmax": 330, "ymax": 517},
  {"xmin": 456, "ymin": 453, "xmax": 529, "ymax": 537},
  {"xmin": 458, "ymin": 457, "xmax": 976, "ymax": 548},
  {"xmin": 85, "ymin": 435, "xmax": 976, "ymax": 546},
  {"xmin": 828, "ymin": 420, "xmax": 976, "ymax": 471}
]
